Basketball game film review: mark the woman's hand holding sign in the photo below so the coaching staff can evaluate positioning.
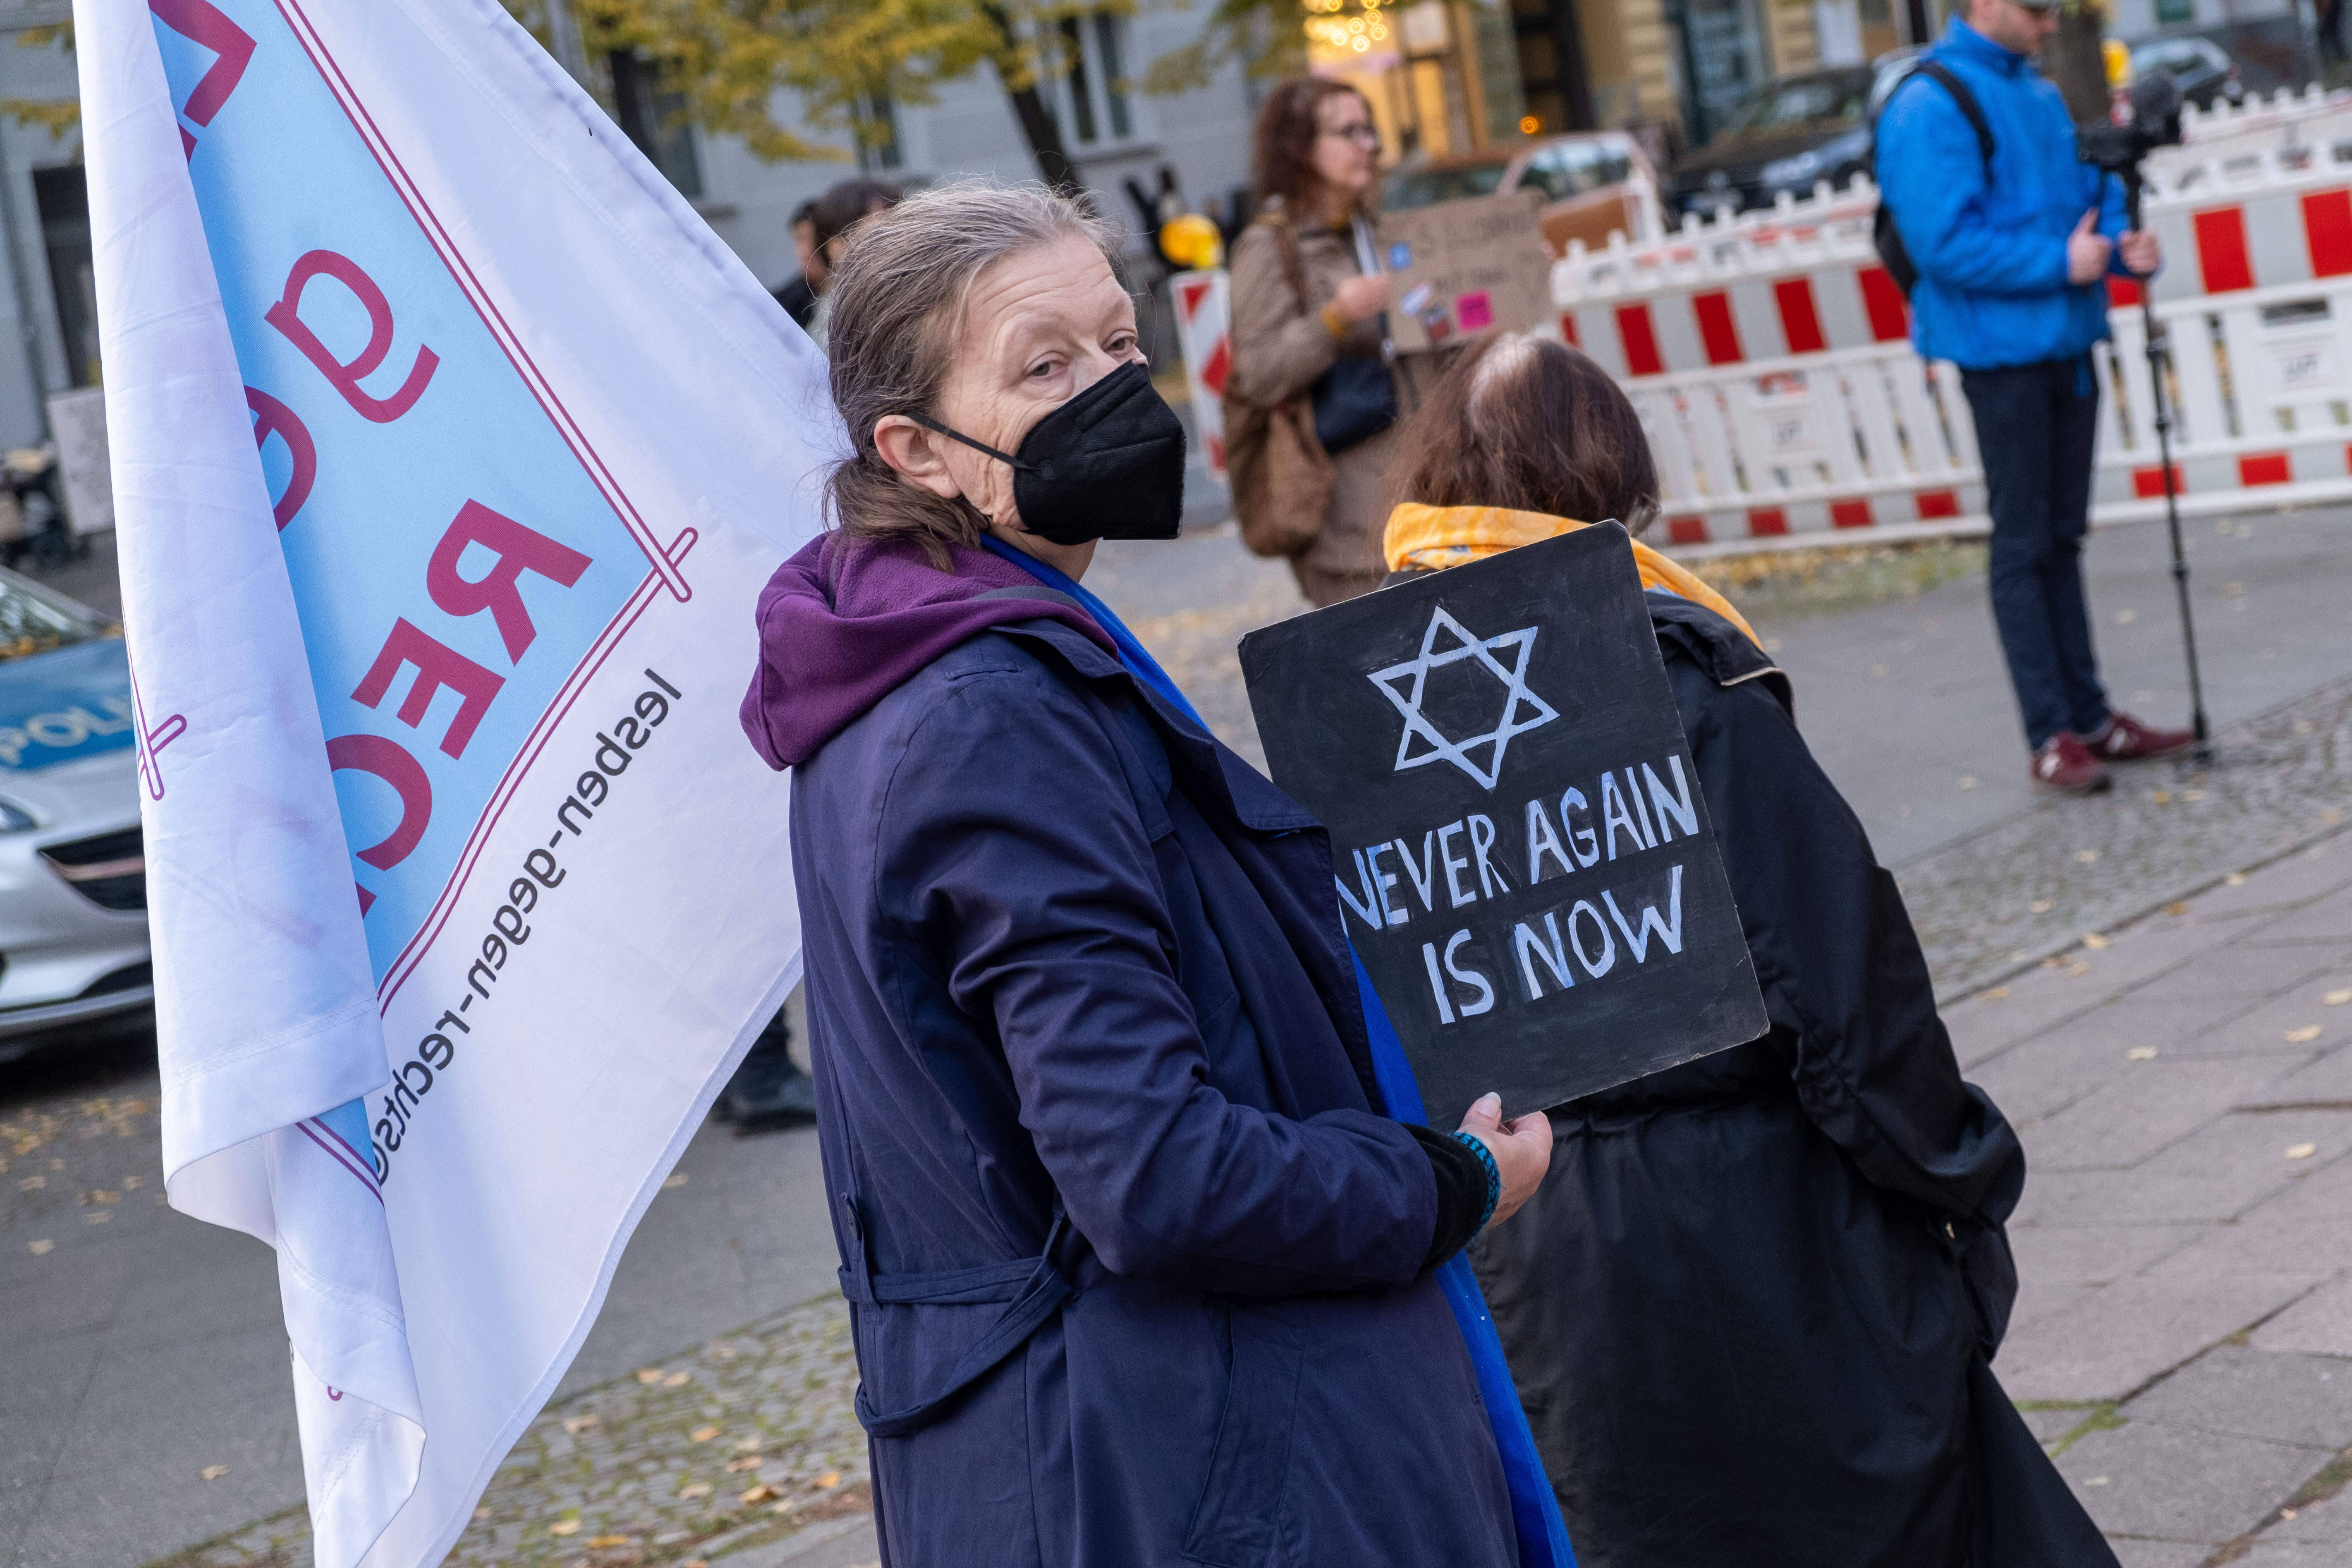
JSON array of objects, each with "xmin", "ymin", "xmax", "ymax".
[{"xmin": 1458, "ymin": 1091, "xmax": 1552, "ymax": 1226}]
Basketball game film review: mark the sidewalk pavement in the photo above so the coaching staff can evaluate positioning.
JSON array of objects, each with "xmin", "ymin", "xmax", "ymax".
[{"xmin": 1945, "ymin": 836, "xmax": 2352, "ymax": 1563}]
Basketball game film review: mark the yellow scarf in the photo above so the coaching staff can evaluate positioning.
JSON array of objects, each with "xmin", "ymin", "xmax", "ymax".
[{"xmin": 1382, "ymin": 503, "xmax": 1759, "ymax": 646}]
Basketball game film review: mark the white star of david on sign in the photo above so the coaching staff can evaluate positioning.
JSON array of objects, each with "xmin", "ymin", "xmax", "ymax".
[{"xmin": 1369, "ymin": 605, "xmax": 1559, "ymax": 790}]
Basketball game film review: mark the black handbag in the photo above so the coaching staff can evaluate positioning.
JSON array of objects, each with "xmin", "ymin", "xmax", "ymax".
[{"xmin": 1311, "ymin": 354, "xmax": 1398, "ymax": 456}]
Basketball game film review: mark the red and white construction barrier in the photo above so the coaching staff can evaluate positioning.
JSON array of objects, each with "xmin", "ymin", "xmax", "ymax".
[
  {"xmin": 1171, "ymin": 269, "xmax": 1232, "ymax": 479},
  {"xmin": 1551, "ymin": 84, "xmax": 2352, "ymax": 553}
]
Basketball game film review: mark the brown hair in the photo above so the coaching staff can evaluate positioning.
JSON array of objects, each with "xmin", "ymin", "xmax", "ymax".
[
  {"xmin": 811, "ymin": 178, "xmax": 902, "ymax": 258},
  {"xmin": 1388, "ymin": 333, "xmax": 1661, "ymax": 534},
  {"xmin": 822, "ymin": 179, "xmax": 1120, "ymax": 565},
  {"xmin": 1250, "ymin": 77, "xmax": 1373, "ymax": 219}
]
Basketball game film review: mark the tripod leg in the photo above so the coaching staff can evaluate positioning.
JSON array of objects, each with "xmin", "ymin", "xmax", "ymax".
[{"xmin": 2141, "ymin": 296, "xmax": 2214, "ymax": 763}]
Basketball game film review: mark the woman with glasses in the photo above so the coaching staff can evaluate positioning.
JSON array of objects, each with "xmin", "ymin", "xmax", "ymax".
[{"xmin": 1226, "ymin": 78, "xmax": 1400, "ymax": 606}]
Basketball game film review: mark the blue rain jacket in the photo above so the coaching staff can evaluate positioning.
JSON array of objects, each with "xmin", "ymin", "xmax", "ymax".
[
  {"xmin": 1876, "ymin": 18, "xmax": 2133, "ymax": 370},
  {"xmin": 789, "ymin": 607, "xmax": 1521, "ymax": 1566}
]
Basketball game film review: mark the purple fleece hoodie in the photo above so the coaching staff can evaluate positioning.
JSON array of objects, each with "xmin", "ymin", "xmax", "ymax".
[{"xmin": 739, "ymin": 533, "xmax": 1120, "ymax": 770}]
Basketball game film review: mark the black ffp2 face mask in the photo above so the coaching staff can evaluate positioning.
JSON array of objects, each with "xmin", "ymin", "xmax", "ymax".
[{"xmin": 912, "ymin": 360, "xmax": 1187, "ymax": 546}]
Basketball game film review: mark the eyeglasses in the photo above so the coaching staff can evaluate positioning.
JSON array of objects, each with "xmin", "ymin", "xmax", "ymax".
[{"xmin": 1321, "ymin": 122, "xmax": 1382, "ymax": 150}]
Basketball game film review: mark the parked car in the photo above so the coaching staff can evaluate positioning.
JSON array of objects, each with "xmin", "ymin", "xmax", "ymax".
[
  {"xmin": 2131, "ymin": 34, "xmax": 2246, "ymax": 110},
  {"xmin": 0, "ymin": 566, "xmax": 150, "ymax": 1061},
  {"xmin": 1384, "ymin": 130, "xmax": 1663, "ymax": 256},
  {"xmin": 1672, "ymin": 63, "xmax": 1897, "ymax": 218}
]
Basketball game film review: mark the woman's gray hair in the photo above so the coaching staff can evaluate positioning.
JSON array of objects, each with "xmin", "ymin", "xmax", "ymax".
[{"xmin": 823, "ymin": 178, "xmax": 1122, "ymax": 564}]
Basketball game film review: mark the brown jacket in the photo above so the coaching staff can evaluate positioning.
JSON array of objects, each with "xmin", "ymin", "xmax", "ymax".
[{"xmin": 1226, "ymin": 208, "xmax": 1398, "ymax": 603}]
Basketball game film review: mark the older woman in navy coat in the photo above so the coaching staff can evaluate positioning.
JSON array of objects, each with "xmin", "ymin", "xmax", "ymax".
[{"xmin": 739, "ymin": 181, "xmax": 1556, "ymax": 1566}]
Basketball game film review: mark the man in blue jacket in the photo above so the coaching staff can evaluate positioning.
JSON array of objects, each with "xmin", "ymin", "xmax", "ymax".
[{"xmin": 1878, "ymin": 0, "xmax": 2192, "ymax": 793}]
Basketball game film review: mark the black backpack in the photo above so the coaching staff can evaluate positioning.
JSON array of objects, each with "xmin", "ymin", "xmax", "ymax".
[{"xmin": 1873, "ymin": 60, "xmax": 1996, "ymax": 297}]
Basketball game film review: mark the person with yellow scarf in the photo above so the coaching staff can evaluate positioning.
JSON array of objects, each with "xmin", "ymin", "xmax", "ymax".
[{"xmin": 1379, "ymin": 333, "xmax": 2113, "ymax": 1568}]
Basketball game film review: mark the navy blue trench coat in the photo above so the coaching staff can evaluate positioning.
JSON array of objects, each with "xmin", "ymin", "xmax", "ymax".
[{"xmin": 788, "ymin": 614, "xmax": 1519, "ymax": 1567}]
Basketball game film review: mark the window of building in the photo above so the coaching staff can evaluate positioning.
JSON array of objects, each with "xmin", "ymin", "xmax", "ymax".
[
  {"xmin": 1094, "ymin": 14, "xmax": 1133, "ymax": 139},
  {"xmin": 1049, "ymin": 12, "xmax": 1139, "ymax": 149},
  {"xmin": 607, "ymin": 50, "xmax": 704, "ymax": 198},
  {"xmin": 33, "ymin": 167, "xmax": 96, "ymax": 389}
]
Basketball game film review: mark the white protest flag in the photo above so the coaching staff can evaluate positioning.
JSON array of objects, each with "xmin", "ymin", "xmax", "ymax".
[{"xmin": 79, "ymin": 0, "xmax": 836, "ymax": 1560}]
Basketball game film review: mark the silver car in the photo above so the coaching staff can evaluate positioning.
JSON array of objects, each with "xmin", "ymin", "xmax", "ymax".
[{"xmin": 0, "ymin": 565, "xmax": 149, "ymax": 1057}]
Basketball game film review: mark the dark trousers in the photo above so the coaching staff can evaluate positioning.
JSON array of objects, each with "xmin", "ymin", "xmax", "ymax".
[{"xmin": 1962, "ymin": 355, "xmax": 2111, "ymax": 751}]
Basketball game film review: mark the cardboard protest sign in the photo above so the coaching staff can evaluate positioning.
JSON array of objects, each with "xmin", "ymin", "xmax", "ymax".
[
  {"xmin": 1377, "ymin": 192, "xmax": 1553, "ymax": 354},
  {"xmin": 1241, "ymin": 527, "xmax": 1766, "ymax": 1129}
]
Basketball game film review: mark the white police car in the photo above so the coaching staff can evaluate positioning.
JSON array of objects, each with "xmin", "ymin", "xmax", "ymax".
[{"xmin": 0, "ymin": 566, "xmax": 150, "ymax": 1057}]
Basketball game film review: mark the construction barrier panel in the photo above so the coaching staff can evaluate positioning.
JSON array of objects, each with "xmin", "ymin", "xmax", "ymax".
[
  {"xmin": 1171, "ymin": 269, "xmax": 1232, "ymax": 479},
  {"xmin": 1550, "ymin": 85, "xmax": 2352, "ymax": 553}
]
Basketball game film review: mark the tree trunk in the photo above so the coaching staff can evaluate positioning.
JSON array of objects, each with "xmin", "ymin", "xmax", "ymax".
[
  {"xmin": 2043, "ymin": 2, "xmax": 2112, "ymax": 124},
  {"xmin": 981, "ymin": 3, "xmax": 1082, "ymax": 196}
]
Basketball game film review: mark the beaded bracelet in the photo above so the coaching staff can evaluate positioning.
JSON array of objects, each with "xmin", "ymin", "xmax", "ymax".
[{"xmin": 1452, "ymin": 1131, "xmax": 1502, "ymax": 1235}]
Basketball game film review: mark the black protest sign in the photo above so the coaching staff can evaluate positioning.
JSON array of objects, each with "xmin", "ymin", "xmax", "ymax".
[{"xmin": 1239, "ymin": 526, "xmax": 1766, "ymax": 1129}]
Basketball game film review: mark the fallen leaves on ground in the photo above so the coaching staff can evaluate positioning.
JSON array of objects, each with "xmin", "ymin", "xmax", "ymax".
[
  {"xmin": 563, "ymin": 1414, "xmax": 598, "ymax": 1434},
  {"xmin": 2075, "ymin": 850, "xmax": 2100, "ymax": 864},
  {"xmin": 547, "ymin": 1520, "xmax": 581, "ymax": 1537},
  {"xmin": 2128, "ymin": 1047, "xmax": 2158, "ymax": 1061},
  {"xmin": 200, "ymin": 1466, "xmax": 230, "ymax": 1481},
  {"xmin": 689, "ymin": 1426, "xmax": 720, "ymax": 1442},
  {"xmin": 2287, "ymin": 1026, "xmax": 2324, "ymax": 1044},
  {"xmin": 633, "ymin": 1369, "xmax": 663, "ymax": 1385},
  {"xmin": 586, "ymin": 1536, "xmax": 632, "ymax": 1549},
  {"xmin": 2166, "ymin": 902, "xmax": 2190, "ymax": 916},
  {"xmin": 2287, "ymin": 1143, "xmax": 2319, "ymax": 1161},
  {"xmin": 2326, "ymin": 989, "xmax": 2352, "ymax": 1006},
  {"xmin": 676, "ymin": 1483, "xmax": 713, "ymax": 1500},
  {"xmin": 725, "ymin": 1455, "xmax": 765, "ymax": 1472},
  {"xmin": 2084, "ymin": 934, "xmax": 2110, "ymax": 950},
  {"xmin": 739, "ymin": 1484, "xmax": 779, "ymax": 1505},
  {"xmin": 26, "ymin": 1239, "xmax": 50, "ymax": 1255}
]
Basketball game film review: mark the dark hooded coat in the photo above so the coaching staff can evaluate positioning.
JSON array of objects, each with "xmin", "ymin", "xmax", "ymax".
[
  {"xmin": 745, "ymin": 535, "xmax": 1519, "ymax": 1568},
  {"xmin": 1468, "ymin": 594, "xmax": 2115, "ymax": 1568}
]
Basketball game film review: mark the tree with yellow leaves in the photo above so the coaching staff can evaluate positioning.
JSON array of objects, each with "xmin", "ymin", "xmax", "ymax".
[{"xmin": 517, "ymin": 0, "xmax": 1150, "ymax": 193}]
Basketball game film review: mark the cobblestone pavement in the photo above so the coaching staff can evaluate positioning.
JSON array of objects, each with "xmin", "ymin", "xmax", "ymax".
[
  {"xmin": 1947, "ymin": 838, "xmax": 2352, "ymax": 1564},
  {"xmin": 143, "ymin": 1297, "xmax": 870, "ymax": 1568},
  {"xmin": 1897, "ymin": 673, "xmax": 2352, "ymax": 996}
]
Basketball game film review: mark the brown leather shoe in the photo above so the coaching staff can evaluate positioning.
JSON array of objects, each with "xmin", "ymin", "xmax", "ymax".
[
  {"xmin": 2084, "ymin": 712, "xmax": 2195, "ymax": 762},
  {"xmin": 2031, "ymin": 732, "xmax": 2113, "ymax": 795}
]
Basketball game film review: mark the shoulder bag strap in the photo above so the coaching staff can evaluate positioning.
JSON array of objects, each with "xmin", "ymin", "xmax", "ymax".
[{"xmin": 1914, "ymin": 60, "xmax": 1997, "ymax": 175}]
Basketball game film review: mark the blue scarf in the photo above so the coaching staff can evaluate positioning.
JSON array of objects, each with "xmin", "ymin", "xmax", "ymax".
[{"xmin": 982, "ymin": 536, "xmax": 1577, "ymax": 1568}]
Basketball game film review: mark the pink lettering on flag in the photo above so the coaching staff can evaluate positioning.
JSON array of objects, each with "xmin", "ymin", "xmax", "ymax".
[{"xmin": 265, "ymin": 250, "xmax": 440, "ymax": 423}]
